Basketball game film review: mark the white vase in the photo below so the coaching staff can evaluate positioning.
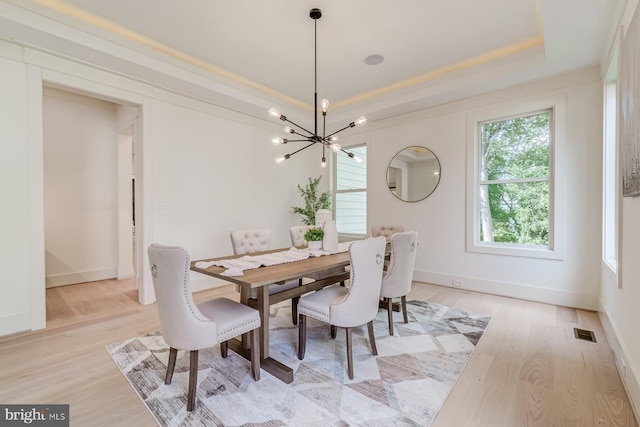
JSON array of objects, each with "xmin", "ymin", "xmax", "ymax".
[
  {"xmin": 307, "ymin": 240, "xmax": 322, "ymax": 251},
  {"xmin": 322, "ymin": 219, "xmax": 339, "ymax": 253},
  {"xmin": 315, "ymin": 209, "xmax": 332, "ymax": 229}
]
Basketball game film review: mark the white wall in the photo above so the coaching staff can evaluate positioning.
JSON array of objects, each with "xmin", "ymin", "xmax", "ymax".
[
  {"xmin": 43, "ymin": 88, "xmax": 118, "ymax": 287},
  {"xmin": 0, "ymin": 53, "xmax": 45, "ymax": 335},
  {"xmin": 367, "ymin": 68, "xmax": 603, "ymax": 310},
  {"xmin": 146, "ymin": 97, "xmax": 322, "ymax": 291},
  {"xmin": 598, "ymin": 0, "xmax": 640, "ymax": 417},
  {"xmin": 601, "ymin": 197, "xmax": 640, "ymax": 417}
]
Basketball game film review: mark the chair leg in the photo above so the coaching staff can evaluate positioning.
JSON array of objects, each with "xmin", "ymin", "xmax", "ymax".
[
  {"xmin": 187, "ymin": 350, "xmax": 198, "ymax": 412},
  {"xmin": 250, "ymin": 329, "xmax": 260, "ymax": 381},
  {"xmin": 330, "ymin": 325, "xmax": 337, "ymax": 339},
  {"xmin": 298, "ymin": 314, "xmax": 307, "ymax": 360},
  {"xmin": 387, "ymin": 297, "xmax": 394, "ymax": 335},
  {"xmin": 165, "ymin": 347, "xmax": 177, "ymax": 384},
  {"xmin": 367, "ymin": 320, "xmax": 378, "ymax": 356},
  {"xmin": 220, "ymin": 341, "xmax": 228, "ymax": 358},
  {"xmin": 292, "ymin": 296, "xmax": 300, "ymax": 325},
  {"xmin": 346, "ymin": 327, "xmax": 354, "ymax": 380},
  {"xmin": 401, "ymin": 295, "xmax": 408, "ymax": 323}
]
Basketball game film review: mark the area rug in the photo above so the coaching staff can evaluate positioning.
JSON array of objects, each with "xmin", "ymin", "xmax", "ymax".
[{"xmin": 106, "ymin": 300, "xmax": 491, "ymax": 426}]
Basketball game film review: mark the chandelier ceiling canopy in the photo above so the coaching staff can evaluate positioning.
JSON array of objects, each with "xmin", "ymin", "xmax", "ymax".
[{"xmin": 269, "ymin": 8, "xmax": 366, "ymax": 168}]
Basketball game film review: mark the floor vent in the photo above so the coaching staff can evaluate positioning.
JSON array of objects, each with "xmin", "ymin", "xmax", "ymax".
[{"xmin": 574, "ymin": 328, "xmax": 597, "ymax": 343}]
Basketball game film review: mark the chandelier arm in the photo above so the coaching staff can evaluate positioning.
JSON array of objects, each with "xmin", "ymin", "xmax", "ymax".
[
  {"xmin": 289, "ymin": 129, "xmax": 311, "ymax": 138},
  {"xmin": 321, "ymin": 108, "xmax": 326, "ymax": 164},
  {"xmin": 285, "ymin": 141, "xmax": 317, "ymax": 158},
  {"xmin": 322, "ymin": 110, "xmax": 326, "ymax": 140},
  {"xmin": 340, "ymin": 147, "xmax": 358, "ymax": 157},
  {"xmin": 281, "ymin": 117, "xmax": 315, "ymax": 137},
  {"xmin": 325, "ymin": 122, "xmax": 356, "ymax": 139}
]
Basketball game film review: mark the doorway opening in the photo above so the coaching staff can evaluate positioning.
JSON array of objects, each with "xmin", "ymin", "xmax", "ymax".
[{"xmin": 42, "ymin": 85, "xmax": 143, "ymax": 328}]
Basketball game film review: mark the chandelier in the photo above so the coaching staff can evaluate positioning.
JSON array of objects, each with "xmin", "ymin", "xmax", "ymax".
[{"xmin": 269, "ymin": 8, "xmax": 366, "ymax": 168}]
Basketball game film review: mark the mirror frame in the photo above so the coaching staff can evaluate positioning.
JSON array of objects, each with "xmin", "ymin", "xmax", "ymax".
[{"xmin": 386, "ymin": 146, "xmax": 441, "ymax": 202}]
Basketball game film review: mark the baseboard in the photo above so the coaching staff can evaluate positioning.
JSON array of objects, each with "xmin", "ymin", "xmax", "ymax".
[
  {"xmin": 45, "ymin": 268, "xmax": 117, "ymax": 288},
  {"xmin": 413, "ymin": 270, "xmax": 599, "ymax": 310},
  {"xmin": 598, "ymin": 310, "xmax": 640, "ymax": 422}
]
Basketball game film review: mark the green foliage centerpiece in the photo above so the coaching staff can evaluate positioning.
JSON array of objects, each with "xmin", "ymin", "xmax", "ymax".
[
  {"xmin": 292, "ymin": 176, "xmax": 331, "ymax": 226},
  {"xmin": 303, "ymin": 227, "xmax": 325, "ymax": 242},
  {"xmin": 304, "ymin": 227, "xmax": 325, "ymax": 250}
]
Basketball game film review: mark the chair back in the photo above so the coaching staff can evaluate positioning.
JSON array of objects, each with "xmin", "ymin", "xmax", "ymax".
[
  {"xmin": 230, "ymin": 229, "xmax": 271, "ymax": 255},
  {"xmin": 381, "ymin": 231, "xmax": 419, "ymax": 298},
  {"xmin": 331, "ymin": 237, "xmax": 386, "ymax": 327},
  {"xmin": 371, "ymin": 225, "xmax": 405, "ymax": 242},
  {"xmin": 147, "ymin": 244, "xmax": 217, "ymax": 350},
  {"xmin": 290, "ymin": 225, "xmax": 312, "ymax": 247}
]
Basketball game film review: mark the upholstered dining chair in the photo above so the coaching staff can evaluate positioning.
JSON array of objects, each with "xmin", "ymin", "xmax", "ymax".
[
  {"xmin": 297, "ymin": 236, "xmax": 386, "ymax": 380},
  {"xmin": 147, "ymin": 243, "xmax": 261, "ymax": 412},
  {"xmin": 230, "ymin": 228, "xmax": 272, "ymax": 254},
  {"xmin": 289, "ymin": 225, "xmax": 312, "ymax": 247},
  {"xmin": 230, "ymin": 228, "xmax": 301, "ymax": 324},
  {"xmin": 379, "ymin": 230, "xmax": 419, "ymax": 335},
  {"xmin": 371, "ymin": 224, "xmax": 405, "ymax": 242}
]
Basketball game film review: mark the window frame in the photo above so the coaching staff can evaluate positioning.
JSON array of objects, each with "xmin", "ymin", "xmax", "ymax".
[
  {"xmin": 466, "ymin": 95, "xmax": 565, "ymax": 260},
  {"xmin": 602, "ymin": 41, "xmax": 621, "ymax": 288},
  {"xmin": 332, "ymin": 141, "xmax": 368, "ymax": 238}
]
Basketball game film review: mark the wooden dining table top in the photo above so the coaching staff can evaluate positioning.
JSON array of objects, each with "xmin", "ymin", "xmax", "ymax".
[{"xmin": 190, "ymin": 246, "xmax": 352, "ymax": 287}]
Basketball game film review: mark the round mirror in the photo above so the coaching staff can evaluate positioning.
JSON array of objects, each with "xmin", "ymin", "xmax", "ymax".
[{"xmin": 387, "ymin": 146, "xmax": 441, "ymax": 202}]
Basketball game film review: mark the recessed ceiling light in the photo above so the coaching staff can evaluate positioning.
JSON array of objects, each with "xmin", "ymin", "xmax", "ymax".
[{"xmin": 364, "ymin": 54, "xmax": 384, "ymax": 65}]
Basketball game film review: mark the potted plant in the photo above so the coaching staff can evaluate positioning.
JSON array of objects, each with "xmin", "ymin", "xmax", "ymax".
[
  {"xmin": 304, "ymin": 227, "xmax": 325, "ymax": 250},
  {"xmin": 292, "ymin": 176, "xmax": 331, "ymax": 226}
]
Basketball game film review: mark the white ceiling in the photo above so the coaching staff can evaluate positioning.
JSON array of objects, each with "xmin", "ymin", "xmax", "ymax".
[{"xmin": 0, "ymin": 0, "xmax": 623, "ymax": 123}]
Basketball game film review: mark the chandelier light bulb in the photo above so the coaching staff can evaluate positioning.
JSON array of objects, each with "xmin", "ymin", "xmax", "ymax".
[
  {"xmin": 355, "ymin": 116, "xmax": 367, "ymax": 126},
  {"xmin": 272, "ymin": 137, "xmax": 285, "ymax": 145},
  {"xmin": 321, "ymin": 99, "xmax": 330, "ymax": 113},
  {"xmin": 348, "ymin": 152, "xmax": 363, "ymax": 163},
  {"xmin": 284, "ymin": 127, "xmax": 294, "ymax": 134},
  {"xmin": 268, "ymin": 108, "xmax": 281, "ymax": 118},
  {"xmin": 275, "ymin": 154, "xmax": 290, "ymax": 164},
  {"xmin": 329, "ymin": 136, "xmax": 339, "ymax": 142},
  {"xmin": 321, "ymin": 157, "xmax": 327, "ymax": 168},
  {"xmin": 330, "ymin": 143, "xmax": 341, "ymax": 152}
]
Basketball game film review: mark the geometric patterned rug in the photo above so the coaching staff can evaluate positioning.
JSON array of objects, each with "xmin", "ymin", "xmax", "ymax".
[{"xmin": 106, "ymin": 300, "xmax": 491, "ymax": 426}]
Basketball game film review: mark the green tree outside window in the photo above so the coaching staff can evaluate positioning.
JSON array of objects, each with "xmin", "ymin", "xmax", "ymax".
[{"xmin": 479, "ymin": 111, "xmax": 551, "ymax": 246}]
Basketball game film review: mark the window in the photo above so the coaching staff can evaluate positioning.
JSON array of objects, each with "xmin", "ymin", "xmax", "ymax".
[
  {"xmin": 603, "ymin": 81, "xmax": 618, "ymax": 270},
  {"xmin": 603, "ymin": 53, "xmax": 618, "ymax": 274},
  {"xmin": 334, "ymin": 144, "xmax": 367, "ymax": 235},
  {"xmin": 467, "ymin": 96, "xmax": 564, "ymax": 259},
  {"xmin": 479, "ymin": 110, "xmax": 551, "ymax": 245}
]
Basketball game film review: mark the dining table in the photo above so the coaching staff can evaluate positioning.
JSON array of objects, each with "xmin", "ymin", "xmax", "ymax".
[{"xmin": 190, "ymin": 245, "xmax": 352, "ymax": 383}]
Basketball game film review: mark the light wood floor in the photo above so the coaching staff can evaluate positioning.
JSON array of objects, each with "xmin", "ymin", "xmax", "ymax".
[{"xmin": 0, "ymin": 280, "xmax": 636, "ymax": 426}]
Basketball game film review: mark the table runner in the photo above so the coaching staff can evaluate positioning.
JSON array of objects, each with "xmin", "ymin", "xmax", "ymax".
[{"xmin": 194, "ymin": 242, "xmax": 352, "ymax": 276}]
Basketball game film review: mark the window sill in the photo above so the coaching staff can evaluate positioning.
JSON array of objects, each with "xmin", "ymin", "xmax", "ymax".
[{"xmin": 467, "ymin": 242, "xmax": 563, "ymax": 260}]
